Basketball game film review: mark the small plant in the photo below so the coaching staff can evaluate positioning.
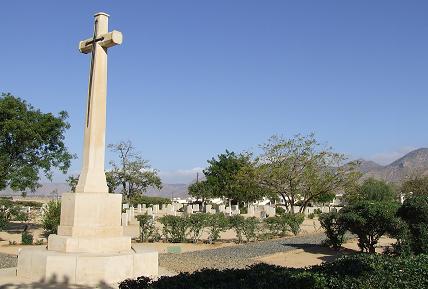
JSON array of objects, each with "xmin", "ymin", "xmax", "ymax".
[
  {"xmin": 229, "ymin": 215, "xmax": 245, "ymax": 243},
  {"xmin": 21, "ymin": 231, "xmax": 33, "ymax": 245},
  {"xmin": 8, "ymin": 240, "xmax": 17, "ymax": 245},
  {"xmin": 159, "ymin": 215, "xmax": 188, "ymax": 243},
  {"xmin": 308, "ymin": 213, "xmax": 315, "ymax": 219},
  {"xmin": 206, "ymin": 213, "xmax": 229, "ymax": 244},
  {"xmin": 283, "ymin": 213, "xmax": 305, "ymax": 235},
  {"xmin": 34, "ymin": 239, "xmax": 44, "ymax": 245},
  {"xmin": 136, "ymin": 214, "xmax": 158, "ymax": 242},
  {"xmin": 275, "ymin": 207, "xmax": 286, "ymax": 216},
  {"xmin": 319, "ymin": 212, "xmax": 347, "ymax": 250},
  {"xmin": 187, "ymin": 213, "xmax": 208, "ymax": 243},
  {"xmin": 42, "ymin": 200, "xmax": 61, "ymax": 236},
  {"xmin": 265, "ymin": 216, "xmax": 288, "ymax": 237},
  {"xmin": 314, "ymin": 208, "xmax": 322, "ymax": 215},
  {"xmin": 242, "ymin": 217, "xmax": 260, "ymax": 242}
]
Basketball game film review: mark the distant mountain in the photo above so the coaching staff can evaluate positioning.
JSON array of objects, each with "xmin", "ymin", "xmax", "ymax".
[{"xmin": 359, "ymin": 148, "xmax": 428, "ymax": 183}]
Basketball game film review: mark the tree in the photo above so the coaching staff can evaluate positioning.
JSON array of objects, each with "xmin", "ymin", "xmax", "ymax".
[
  {"xmin": 66, "ymin": 175, "xmax": 79, "ymax": 192},
  {"xmin": 401, "ymin": 176, "xmax": 428, "ymax": 196},
  {"xmin": 0, "ymin": 93, "xmax": 74, "ymax": 193},
  {"xmin": 397, "ymin": 194, "xmax": 428, "ymax": 254},
  {"xmin": 107, "ymin": 141, "xmax": 161, "ymax": 199},
  {"xmin": 201, "ymin": 150, "xmax": 266, "ymax": 204},
  {"xmin": 257, "ymin": 134, "xmax": 360, "ymax": 213},
  {"xmin": 345, "ymin": 178, "xmax": 397, "ymax": 204},
  {"xmin": 340, "ymin": 201, "xmax": 399, "ymax": 253},
  {"xmin": 188, "ymin": 181, "xmax": 213, "ymax": 204}
]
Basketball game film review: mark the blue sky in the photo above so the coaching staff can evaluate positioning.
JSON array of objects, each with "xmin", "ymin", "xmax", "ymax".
[{"xmin": 2, "ymin": 1, "xmax": 428, "ymax": 183}]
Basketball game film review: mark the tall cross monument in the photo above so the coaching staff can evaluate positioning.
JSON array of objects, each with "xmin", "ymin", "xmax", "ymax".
[
  {"xmin": 17, "ymin": 13, "xmax": 158, "ymax": 285},
  {"xmin": 75, "ymin": 12, "xmax": 122, "ymax": 194}
]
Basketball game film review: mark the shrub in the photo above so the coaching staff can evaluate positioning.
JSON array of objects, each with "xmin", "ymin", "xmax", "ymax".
[
  {"xmin": 397, "ymin": 194, "xmax": 428, "ymax": 254},
  {"xmin": 340, "ymin": 201, "xmax": 399, "ymax": 253},
  {"xmin": 120, "ymin": 254, "xmax": 428, "ymax": 289},
  {"xmin": 136, "ymin": 214, "xmax": 159, "ymax": 242},
  {"xmin": 308, "ymin": 213, "xmax": 315, "ymax": 219},
  {"xmin": 21, "ymin": 231, "xmax": 33, "ymax": 245},
  {"xmin": 319, "ymin": 212, "xmax": 347, "ymax": 250},
  {"xmin": 159, "ymin": 215, "xmax": 188, "ymax": 243},
  {"xmin": 206, "ymin": 213, "xmax": 229, "ymax": 244},
  {"xmin": 187, "ymin": 213, "xmax": 208, "ymax": 243},
  {"xmin": 242, "ymin": 217, "xmax": 259, "ymax": 242},
  {"xmin": 229, "ymin": 215, "xmax": 245, "ymax": 243},
  {"xmin": 282, "ymin": 213, "xmax": 305, "ymax": 235},
  {"xmin": 265, "ymin": 216, "xmax": 289, "ymax": 237},
  {"xmin": 42, "ymin": 200, "xmax": 61, "ymax": 235},
  {"xmin": 275, "ymin": 206, "xmax": 286, "ymax": 216},
  {"xmin": 314, "ymin": 208, "xmax": 322, "ymax": 215}
]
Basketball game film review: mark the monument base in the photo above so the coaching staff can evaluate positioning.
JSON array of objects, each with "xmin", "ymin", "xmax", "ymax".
[{"xmin": 17, "ymin": 246, "xmax": 158, "ymax": 285}]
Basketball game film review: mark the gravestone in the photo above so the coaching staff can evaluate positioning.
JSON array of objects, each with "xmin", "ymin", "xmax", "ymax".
[
  {"xmin": 153, "ymin": 204, "xmax": 160, "ymax": 214},
  {"xmin": 219, "ymin": 205, "xmax": 226, "ymax": 213},
  {"xmin": 137, "ymin": 204, "xmax": 142, "ymax": 213},
  {"xmin": 205, "ymin": 204, "xmax": 212, "ymax": 214},
  {"xmin": 17, "ymin": 13, "xmax": 158, "ymax": 284}
]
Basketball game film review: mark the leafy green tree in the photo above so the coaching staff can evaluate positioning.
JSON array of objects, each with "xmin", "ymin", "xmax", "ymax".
[
  {"xmin": 107, "ymin": 141, "xmax": 162, "ymax": 199},
  {"xmin": 188, "ymin": 181, "xmax": 213, "ymax": 205},
  {"xmin": 345, "ymin": 178, "xmax": 397, "ymax": 204},
  {"xmin": 397, "ymin": 194, "xmax": 428, "ymax": 254},
  {"xmin": 257, "ymin": 134, "xmax": 360, "ymax": 213},
  {"xmin": 401, "ymin": 176, "xmax": 428, "ymax": 196},
  {"xmin": 42, "ymin": 200, "xmax": 61, "ymax": 236},
  {"xmin": 340, "ymin": 201, "xmax": 399, "ymax": 253},
  {"xmin": 0, "ymin": 93, "xmax": 74, "ymax": 193},
  {"xmin": 201, "ymin": 150, "xmax": 266, "ymax": 204},
  {"xmin": 66, "ymin": 175, "xmax": 79, "ymax": 192},
  {"xmin": 319, "ymin": 212, "xmax": 348, "ymax": 250}
]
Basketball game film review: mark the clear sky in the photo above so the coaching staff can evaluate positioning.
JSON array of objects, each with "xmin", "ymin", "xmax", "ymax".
[{"xmin": 2, "ymin": 1, "xmax": 427, "ymax": 183}]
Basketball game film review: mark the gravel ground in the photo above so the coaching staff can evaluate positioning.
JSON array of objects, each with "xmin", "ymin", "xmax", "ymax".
[
  {"xmin": 0, "ymin": 253, "xmax": 17, "ymax": 269},
  {"xmin": 160, "ymin": 233, "xmax": 326, "ymax": 273}
]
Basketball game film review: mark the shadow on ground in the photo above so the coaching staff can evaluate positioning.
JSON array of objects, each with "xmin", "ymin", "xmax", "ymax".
[
  {"xmin": 282, "ymin": 242, "xmax": 355, "ymax": 263},
  {"xmin": 0, "ymin": 274, "xmax": 117, "ymax": 289}
]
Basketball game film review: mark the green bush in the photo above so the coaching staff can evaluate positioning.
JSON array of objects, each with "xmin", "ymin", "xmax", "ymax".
[
  {"xmin": 120, "ymin": 254, "xmax": 428, "ymax": 289},
  {"xmin": 187, "ymin": 213, "xmax": 208, "ymax": 243},
  {"xmin": 242, "ymin": 217, "xmax": 259, "ymax": 242},
  {"xmin": 308, "ymin": 213, "xmax": 315, "ymax": 219},
  {"xmin": 397, "ymin": 194, "xmax": 428, "ymax": 254},
  {"xmin": 229, "ymin": 215, "xmax": 245, "ymax": 243},
  {"xmin": 283, "ymin": 213, "xmax": 305, "ymax": 235},
  {"xmin": 21, "ymin": 231, "xmax": 33, "ymax": 245},
  {"xmin": 136, "ymin": 214, "xmax": 159, "ymax": 242},
  {"xmin": 206, "ymin": 214, "xmax": 229, "ymax": 244},
  {"xmin": 319, "ymin": 212, "xmax": 347, "ymax": 250},
  {"xmin": 159, "ymin": 215, "xmax": 188, "ymax": 243},
  {"xmin": 340, "ymin": 201, "xmax": 399, "ymax": 253},
  {"xmin": 42, "ymin": 200, "xmax": 61, "ymax": 235},
  {"xmin": 275, "ymin": 206, "xmax": 286, "ymax": 216},
  {"xmin": 265, "ymin": 216, "xmax": 289, "ymax": 237}
]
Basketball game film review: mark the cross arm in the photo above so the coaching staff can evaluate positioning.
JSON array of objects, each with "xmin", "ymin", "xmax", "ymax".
[{"xmin": 79, "ymin": 30, "xmax": 123, "ymax": 54}]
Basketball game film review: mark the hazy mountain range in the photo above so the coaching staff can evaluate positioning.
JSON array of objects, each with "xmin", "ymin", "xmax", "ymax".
[{"xmin": 1, "ymin": 148, "xmax": 428, "ymax": 198}]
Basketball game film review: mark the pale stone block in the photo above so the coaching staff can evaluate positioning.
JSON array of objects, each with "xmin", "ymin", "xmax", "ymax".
[
  {"xmin": 205, "ymin": 204, "xmax": 212, "ymax": 214},
  {"xmin": 186, "ymin": 205, "xmax": 193, "ymax": 214},
  {"xmin": 219, "ymin": 205, "xmax": 225, "ymax": 212},
  {"xmin": 122, "ymin": 212, "xmax": 128, "ymax": 226},
  {"xmin": 57, "ymin": 193, "xmax": 123, "ymax": 238},
  {"xmin": 192, "ymin": 204, "xmax": 199, "ymax": 212},
  {"xmin": 137, "ymin": 204, "xmax": 142, "ymax": 213},
  {"xmin": 153, "ymin": 204, "xmax": 159, "ymax": 214},
  {"xmin": 18, "ymin": 246, "xmax": 158, "ymax": 285},
  {"xmin": 48, "ymin": 234, "xmax": 131, "ymax": 253}
]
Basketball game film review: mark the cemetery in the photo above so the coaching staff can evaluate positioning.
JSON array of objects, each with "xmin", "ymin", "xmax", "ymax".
[{"xmin": 1, "ymin": 2, "xmax": 428, "ymax": 289}]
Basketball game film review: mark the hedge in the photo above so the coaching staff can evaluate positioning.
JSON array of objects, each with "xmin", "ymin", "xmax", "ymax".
[{"xmin": 120, "ymin": 253, "xmax": 428, "ymax": 289}]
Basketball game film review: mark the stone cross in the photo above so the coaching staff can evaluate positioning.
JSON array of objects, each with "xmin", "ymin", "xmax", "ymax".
[{"xmin": 75, "ymin": 12, "xmax": 123, "ymax": 194}]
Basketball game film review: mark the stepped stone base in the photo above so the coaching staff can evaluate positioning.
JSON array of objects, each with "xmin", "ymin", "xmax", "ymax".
[{"xmin": 17, "ymin": 246, "xmax": 158, "ymax": 285}]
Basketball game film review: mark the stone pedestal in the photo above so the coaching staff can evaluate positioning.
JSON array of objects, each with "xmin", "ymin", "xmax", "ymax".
[{"xmin": 17, "ymin": 192, "xmax": 158, "ymax": 284}]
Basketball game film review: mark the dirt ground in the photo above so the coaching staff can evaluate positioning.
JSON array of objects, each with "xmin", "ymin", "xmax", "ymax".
[{"xmin": 255, "ymin": 236, "xmax": 396, "ymax": 268}]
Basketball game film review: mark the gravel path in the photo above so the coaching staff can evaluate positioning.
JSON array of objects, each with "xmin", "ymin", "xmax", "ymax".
[
  {"xmin": 160, "ymin": 233, "xmax": 326, "ymax": 273},
  {"xmin": 0, "ymin": 253, "xmax": 17, "ymax": 269}
]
